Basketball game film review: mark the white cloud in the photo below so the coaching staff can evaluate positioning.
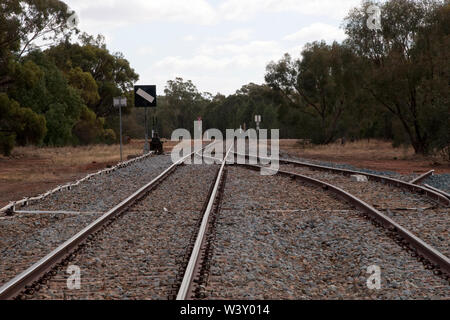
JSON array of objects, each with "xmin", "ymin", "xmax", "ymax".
[
  {"xmin": 154, "ymin": 55, "xmax": 233, "ymax": 71},
  {"xmin": 154, "ymin": 39, "xmax": 284, "ymax": 72},
  {"xmin": 66, "ymin": 0, "xmax": 361, "ymax": 28},
  {"xmin": 208, "ymin": 28, "xmax": 254, "ymax": 43},
  {"xmin": 198, "ymin": 40, "xmax": 281, "ymax": 57},
  {"xmin": 151, "ymin": 39, "xmax": 287, "ymax": 94},
  {"xmin": 183, "ymin": 35, "xmax": 196, "ymax": 41},
  {"xmin": 219, "ymin": 0, "xmax": 361, "ymax": 21},
  {"xmin": 65, "ymin": 0, "xmax": 217, "ymax": 27},
  {"xmin": 137, "ymin": 46, "xmax": 154, "ymax": 56},
  {"xmin": 283, "ymin": 23, "xmax": 346, "ymax": 43},
  {"xmin": 62, "ymin": 0, "xmax": 362, "ymax": 95}
]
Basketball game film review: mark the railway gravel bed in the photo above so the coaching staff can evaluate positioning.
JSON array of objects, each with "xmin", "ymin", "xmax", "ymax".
[
  {"xmin": 203, "ymin": 166, "xmax": 449, "ymax": 300},
  {"xmin": 21, "ymin": 155, "xmax": 174, "ymax": 213},
  {"xmin": 29, "ymin": 164, "xmax": 218, "ymax": 300},
  {"xmin": 0, "ymin": 212, "xmax": 103, "ymax": 287},
  {"xmin": 423, "ymin": 174, "xmax": 450, "ymax": 193},
  {"xmin": 278, "ymin": 163, "xmax": 449, "ymax": 257}
]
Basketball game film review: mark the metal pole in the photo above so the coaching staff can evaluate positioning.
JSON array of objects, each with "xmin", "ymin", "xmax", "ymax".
[
  {"xmin": 119, "ymin": 105, "xmax": 123, "ymax": 162},
  {"xmin": 152, "ymin": 114, "xmax": 155, "ymax": 138},
  {"xmin": 144, "ymin": 107, "xmax": 149, "ymax": 153}
]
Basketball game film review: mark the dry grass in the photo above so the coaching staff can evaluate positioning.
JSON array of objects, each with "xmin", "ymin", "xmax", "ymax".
[
  {"xmin": 0, "ymin": 140, "xmax": 182, "ymax": 184},
  {"xmin": 280, "ymin": 139, "xmax": 416, "ymax": 160},
  {"xmin": 9, "ymin": 144, "xmax": 142, "ymax": 167},
  {"xmin": 279, "ymin": 139, "xmax": 449, "ymax": 174}
]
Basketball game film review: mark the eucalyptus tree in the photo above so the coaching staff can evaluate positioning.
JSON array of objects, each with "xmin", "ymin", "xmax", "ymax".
[{"xmin": 344, "ymin": 0, "xmax": 449, "ymax": 154}]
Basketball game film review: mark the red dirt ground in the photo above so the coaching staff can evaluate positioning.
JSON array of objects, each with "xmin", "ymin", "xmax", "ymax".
[{"xmin": 284, "ymin": 152, "xmax": 450, "ymax": 175}]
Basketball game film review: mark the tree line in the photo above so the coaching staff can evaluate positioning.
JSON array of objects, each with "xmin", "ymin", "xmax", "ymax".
[
  {"xmin": 0, "ymin": 1, "xmax": 138, "ymax": 155},
  {"xmin": 132, "ymin": 0, "xmax": 449, "ymax": 158},
  {"xmin": 1, "ymin": 0, "xmax": 448, "ymax": 159}
]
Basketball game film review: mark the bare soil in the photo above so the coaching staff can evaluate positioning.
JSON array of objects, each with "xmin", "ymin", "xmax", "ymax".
[{"xmin": 280, "ymin": 139, "xmax": 450, "ymax": 175}]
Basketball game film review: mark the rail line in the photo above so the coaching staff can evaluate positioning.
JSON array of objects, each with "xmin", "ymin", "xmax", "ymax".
[
  {"xmin": 176, "ymin": 145, "xmax": 233, "ymax": 300},
  {"xmin": 233, "ymin": 152, "xmax": 450, "ymax": 206},
  {"xmin": 174, "ymin": 151, "xmax": 448, "ymax": 300},
  {"xmin": 232, "ymin": 162, "xmax": 450, "ymax": 280},
  {"xmin": 423, "ymin": 184, "xmax": 450, "ymax": 200},
  {"xmin": 0, "ymin": 144, "xmax": 217, "ymax": 300}
]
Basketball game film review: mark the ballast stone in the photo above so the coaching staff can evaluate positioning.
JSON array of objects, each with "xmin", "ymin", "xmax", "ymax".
[{"xmin": 350, "ymin": 175, "xmax": 369, "ymax": 182}]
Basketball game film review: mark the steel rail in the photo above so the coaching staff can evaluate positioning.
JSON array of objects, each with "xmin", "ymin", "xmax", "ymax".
[
  {"xmin": 0, "ymin": 143, "xmax": 216, "ymax": 300},
  {"xmin": 176, "ymin": 145, "xmax": 233, "ymax": 300},
  {"xmin": 409, "ymin": 170, "xmax": 434, "ymax": 184},
  {"xmin": 232, "ymin": 152, "xmax": 449, "ymax": 206},
  {"xmin": 423, "ymin": 184, "xmax": 450, "ymax": 200},
  {"xmin": 194, "ymin": 151, "xmax": 223, "ymax": 164},
  {"xmin": 238, "ymin": 163, "xmax": 450, "ymax": 277}
]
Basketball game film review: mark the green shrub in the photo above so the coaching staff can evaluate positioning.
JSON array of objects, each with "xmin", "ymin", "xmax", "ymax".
[
  {"xmin": 0, "ymin": 133, "xmax": 16, "ymax": 156},
  {"xmin": 103, "ymin": 129, "xmax": 116, "ymax": 145}
]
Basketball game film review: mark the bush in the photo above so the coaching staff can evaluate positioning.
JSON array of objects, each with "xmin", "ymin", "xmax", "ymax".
[
  {"xmin": 103, "ymin": 129, "xmax": 116, "ymax": 145},
  {"xmin": 0, "ymin": 93, "xmax": 47, "ymax": 155},
  {"xmin": 0, "ymin": 133, "xmax": 16, "ymax": 156},
  {"xmin": 72, "ymin": 106, "xmax": 105, "ymax": 145},
  {"xmin": 440, "ymin": 146, "xmax": 450, "ymax": 162},
  {"xmin": 15, "ymin": 107, "xmax": 47, "ymax": 146}
]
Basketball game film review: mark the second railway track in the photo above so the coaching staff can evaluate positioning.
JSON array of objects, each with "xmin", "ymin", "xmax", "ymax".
[
  {"xmin": 277, "ymin": 162, "xmax": 449, "ymax": 257},
  {"xmin": 198, "ymin": 165, "xmax": 449, "ymax": 299}
]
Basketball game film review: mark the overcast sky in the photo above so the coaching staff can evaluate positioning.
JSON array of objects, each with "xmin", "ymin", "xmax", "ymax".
[{"xmin": 64, "ymin": 0, "xmax": 362, "ymax": 96}]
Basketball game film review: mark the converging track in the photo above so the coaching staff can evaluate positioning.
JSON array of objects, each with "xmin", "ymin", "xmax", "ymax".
[
  {"xmin": 0, "ymin": 142, "xmax": 448, "ymax": 300},
  {"xmin": 175, "ymin": 151, "xmax": 449, "ymax": 299},
  {"xmin": 200, "ymin": 165, "xmax": 449, "ymax": 299}
]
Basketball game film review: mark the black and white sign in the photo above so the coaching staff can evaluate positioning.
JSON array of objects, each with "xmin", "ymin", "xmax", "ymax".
[{"xmin": 134, "ymin": 85, "xmax": 157, "ymax": 107}]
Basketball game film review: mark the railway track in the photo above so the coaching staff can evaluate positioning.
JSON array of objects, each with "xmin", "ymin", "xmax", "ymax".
[
  {"xmin": 0, "ymin": 143, "xmax": 448, "ymax": 299},
  {"xmin": 174, "ymin": 152, "xmax": 449, "ymax": 299},
  {"xmin": 0, "ymin": 143, "xmax": 219, "ymax": 299},
  {"xmin": 276, "ymin": 163, "xmax": 449, "ymax": 257},
  {"xmin": 0, "ymin": 155, "xmax": 176, "ymax": 289},
  {"xmin": 200, "ymin": 165, "xmax": 449, "ymax": 299},
  {"xmin": 231, "ymin": 153, "xmax": 449, "ymax": 271}
]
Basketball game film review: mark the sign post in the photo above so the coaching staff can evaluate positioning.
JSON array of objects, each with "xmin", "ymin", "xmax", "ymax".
[
  {"xmin": 114, "ymin": 97, "xmax": 127, "ymax": 162},
  {"xmin": 144, "ymin": 108, "xmax": 149, "ymax": 153},
  {"xmin": 255, "ymin": 115, "xmax": 262, "ymax": 158},
  {"xmin": 134, "ymin": 85, "xmax": 157, "ymax": 154},
  {"xmin": 255, "ymin": 115, "xmax": 262, "ymax": 132}
]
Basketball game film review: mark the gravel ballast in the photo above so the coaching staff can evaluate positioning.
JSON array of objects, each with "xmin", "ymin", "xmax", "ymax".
[
  {"xmin": 29, "ymin": 164, "xmax": 218, "ymax": 300},
  {"xmin": 278, "ymin": 163, "xmax": 449, "ymax": 257},
  {"xmin": 203, "ymin": 166, "xmax": 449, "ymax": 300},
  {"xmin": 22, "ymin": 155, "xmax": 174, "ymax": 213}
]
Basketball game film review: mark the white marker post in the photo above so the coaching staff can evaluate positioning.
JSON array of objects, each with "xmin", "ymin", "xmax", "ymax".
[
  {"xmin": 255, "ymin": 115, "xmax": 262, "ymax": 159},
  {"xmin": 114, "ymin": 97, "xmax": 127, "ymax": 162},
  {"xmin": 255, "ymin": 115, "xmax": 262, "ymax": 132}
]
